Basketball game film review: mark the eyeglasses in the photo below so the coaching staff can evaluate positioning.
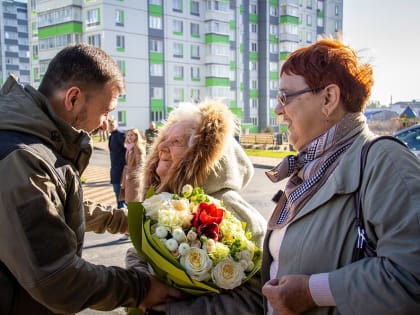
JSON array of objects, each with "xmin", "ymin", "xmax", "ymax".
[{"xmin": 277, "ymin": 86, "xmax": 325, "ymax": 107}]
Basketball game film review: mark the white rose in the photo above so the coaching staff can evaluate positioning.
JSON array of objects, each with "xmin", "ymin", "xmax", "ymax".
[
  {"xmin": 170, "ymin": 199, "xmax": 190, "ymax": 212},
  {"xmin": 180, "ymin": 247, "xmax": 213, "ymax": 281},
  {"xmin": 142, "ymin": 192, "xmax": 172, "ymax": 220},
  {"xmin": 211, "ymin": 258, "xmax": 245, "ymax": 290}
]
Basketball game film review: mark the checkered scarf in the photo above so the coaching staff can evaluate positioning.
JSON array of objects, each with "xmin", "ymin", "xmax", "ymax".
[{"xmin": 266, "ymin": 113, "xmax": 366, "ymax": 228}]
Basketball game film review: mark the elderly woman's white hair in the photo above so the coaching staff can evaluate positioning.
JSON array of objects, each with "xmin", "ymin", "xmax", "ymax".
[{"xmin": 143, "ymin": 99, "xmax": 237, "ymax": 194}]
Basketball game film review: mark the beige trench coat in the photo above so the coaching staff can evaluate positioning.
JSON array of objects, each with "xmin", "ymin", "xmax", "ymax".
[{"xmin": 119, "ymin": 144, "xmax": 145, "ymax": 202}]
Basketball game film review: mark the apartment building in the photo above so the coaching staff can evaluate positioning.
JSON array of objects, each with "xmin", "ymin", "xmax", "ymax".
[
  {"xmin": 0, "ymin": 0, "xmax": 30, "ymax": 86},
  {"xmin": 27, "ymin": 0, "xmax": 342, "ymax": 132}
]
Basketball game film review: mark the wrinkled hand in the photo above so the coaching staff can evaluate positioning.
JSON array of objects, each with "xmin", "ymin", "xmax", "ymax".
[
  {"xmin": 262, "ymin": 274, "xmax": 316, "ymax": 315},
  {"xmin": 139, "ymin": 275, "xmax": 183, "ymax": 311}
]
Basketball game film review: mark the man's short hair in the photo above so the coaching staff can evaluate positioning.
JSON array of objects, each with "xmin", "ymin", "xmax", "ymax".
[{"xmin": 38, "ymin": 43, "xmax": 125, "ymax": 98}]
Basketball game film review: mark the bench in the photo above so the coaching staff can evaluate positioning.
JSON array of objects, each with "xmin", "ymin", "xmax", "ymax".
[{"xmin": 240, "ymin": 133, "xmax": 275, "ymax": 146}]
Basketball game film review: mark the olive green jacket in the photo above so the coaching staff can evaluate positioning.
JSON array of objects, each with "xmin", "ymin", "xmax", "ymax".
[
  {"xmin": 0, "ymin": 76, "xmax": 150, "ymax": 314},
  {"xmin": 262, "ymin": 128, "xmax": 420, "ymax": 315}
]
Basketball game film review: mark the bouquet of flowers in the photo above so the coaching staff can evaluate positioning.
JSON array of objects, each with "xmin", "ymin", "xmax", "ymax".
[{"xmin": 128, "ymin": 185, "xmax": 262, "ymax": 295}]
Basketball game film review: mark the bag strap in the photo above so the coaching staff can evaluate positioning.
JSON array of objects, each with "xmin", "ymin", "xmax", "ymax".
[{"xmin": 351, "ymin": 135, "xmax": 406, "ymax": 261}]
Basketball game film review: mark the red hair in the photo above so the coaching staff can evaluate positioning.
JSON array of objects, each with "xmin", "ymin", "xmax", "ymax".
[{"xmin": 281, "ymin": 38, "xmax": 374, "ymax": 112}]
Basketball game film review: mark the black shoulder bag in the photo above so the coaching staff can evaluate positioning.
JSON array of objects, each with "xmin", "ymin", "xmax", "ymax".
[{"xmin": 351, "ymin": 136, "xmax": 406, "ymax": 261}]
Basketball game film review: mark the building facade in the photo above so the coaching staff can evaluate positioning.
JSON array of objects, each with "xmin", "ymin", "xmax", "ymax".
[
  {"xmin": 27, "ymin": 0, "xmax": 343, "ymax": 132},
  {"xmin": 0, "ymin": 0, "xmax": 30, "ymax": 86}
]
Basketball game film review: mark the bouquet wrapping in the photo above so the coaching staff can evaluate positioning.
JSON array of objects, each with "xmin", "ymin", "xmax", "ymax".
[{"xmin": 128, "ymin": 185, "xmax": 262, "ymax": 295}]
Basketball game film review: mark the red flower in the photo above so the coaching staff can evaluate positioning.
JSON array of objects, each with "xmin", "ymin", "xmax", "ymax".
[
  {"xmin": 192, "ymin": 203, "xmax": 224, "ymax": 240},
  {"xmin": 198, "ymin": 222, "xmax": 220, "ymax": 241}
]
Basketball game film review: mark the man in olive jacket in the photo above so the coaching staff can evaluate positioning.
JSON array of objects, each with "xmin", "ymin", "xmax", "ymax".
[{"xmin": 0, "ymin": 44, "xmax": 180, "ymax": 314}]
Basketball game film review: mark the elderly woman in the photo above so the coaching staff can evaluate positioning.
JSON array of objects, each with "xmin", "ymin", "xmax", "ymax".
[
  {"xmin": 127, "ymin": 99, "xmax": 267, "ymax": 315},
  {"xmin": 261, "ymin": 38, "xmax": 420, "ymax": 315}
]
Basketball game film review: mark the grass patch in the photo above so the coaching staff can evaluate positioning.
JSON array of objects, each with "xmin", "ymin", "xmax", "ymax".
[{"xmin": 245, "ymin": 149, "xmax": 296, "ymax": 159}]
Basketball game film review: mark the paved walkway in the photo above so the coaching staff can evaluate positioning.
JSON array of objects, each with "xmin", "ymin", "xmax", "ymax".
[{"xmin": 83, "ymin": 141, "xmax": 279, "ymax": 207}]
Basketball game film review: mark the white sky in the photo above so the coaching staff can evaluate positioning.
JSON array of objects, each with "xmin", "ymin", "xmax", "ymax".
[{"xmin": 342, "ymin": 0, "xmax": 420, "ymax": 105}]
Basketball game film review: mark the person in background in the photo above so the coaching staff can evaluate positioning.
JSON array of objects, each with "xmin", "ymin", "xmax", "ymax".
[
  {"xmin": 119, "ymin": 128, "xmax": 146, "ymax": 241},
  {"xmin": 108, "ymin": 117, "xmax": 126, "ymax": 209},
  {"xmin": 145, "ymin": 121, "xmax": 159, "ymax": 154},
  {"xmin": 0, "ymin": 43, "xmax": 181, "ymax": 314},
  {"xmin": 126, "ymin": 100, "xmax": 267, "ymax": 315},
  {"xmin": 261, "ymin": 38, "xmax": 420, "ymax": 315}
]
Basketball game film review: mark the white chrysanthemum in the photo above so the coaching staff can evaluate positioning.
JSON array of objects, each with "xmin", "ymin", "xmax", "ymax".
[
  {"xmin": 155, "ymin": 225, "xmax": 169, "ymax": 238},
  {"xmin": 172, "ymin": 228, "xmax": 187, "ymax": 243},
  {"xmin": 203, "ymin": 238, "xmax": 216, "ymax": 253},
  {"xmin": 180, "ymin": 248, "xmax": 213, "ymax": 281},
  {"xmin": 211, "ymin": 258, "xmax": 245, "ymax": 290},
  {"xmin": 165, "ymin": 238, "xmax": 178, "ymax": 251},
  {"xmin": 178, "ymin": 242, "xmax": 190, "ymax": 256},
  {"xmin": 142, "ymin": 192, "xmax": 172, "ymax": 220},
  {"xmin": 186, "ymin": 230, "xmax": 198, "ymax": 241}
]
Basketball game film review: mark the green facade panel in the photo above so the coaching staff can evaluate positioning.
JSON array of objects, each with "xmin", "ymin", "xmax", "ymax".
[
  {"xmin": 280, "ymin": 16, "xmax": 299, "ymax": 24},
  {"xmin": 151, "ymin": 99, "xmax": 164, "ymax": 111},
  {"xmin": 150, "ymin": 52, "xmax": 163, "ymax": 64},
  {"xmin": 38, "ymin": 22, "xmax": 82, "ymax": 38},
  {"xmin": 149, "ymin": 4, "xmax": 162, "ymax": 16},
  {"xmin": 205, "ymin": 77, "xmax": 230, "ymax": 86},
  {"xmin": 205, "ymin": 34, "xmax": 229, "ymax": 44}
]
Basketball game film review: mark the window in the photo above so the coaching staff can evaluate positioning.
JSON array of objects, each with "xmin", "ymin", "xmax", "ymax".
[
  {"xmin": 269, "ymin": 62, "xmax": 278, "ymax": 72},
  {"xmin": 150, "ymin": 64, "xmax": 163, "ymax": 76},
  {"xmin": 151, "ymin": 87, "xmax": 163, "ymax": 99},
  {"xmin": 173, "ymin": 43, "xmax": 183, "ymax": 57},
  {"xmin": 150, "ymin": 0, "xmax": 161, "ymax": 4},
  {"xmin": 250, "ymin": 4, "xmax": 257, "ymax": 14},
  {"xmin": 173, "ymin": 19, "xmax": 183, "ymax": 34},
  {"xmin": 317, "ymin": 17, "xmax": 323, "ymax": 27},
  {"xmin": 173, "ymin": 65, "xmax": 184, "ymax": 79},
  {"xmin": 269, "ymin": 43, "xmax": 278, "ymax": 53},
  {"xmin": 88, "ymin": 34, "xmax": 101, "ymax": 48},
  {"xmin": 150, "ymin": 39, "xmax": 163, "ymax": 52},
  {"xmin": 116, "ymin": 35, "xmax": 125, "ymax": 51},
  {"xmin": 251, "ymin": 79, "xmax": 257, "ymax": 89},
  {"xmin": 250, "ymin": 23, "xmax": 257, "ymax": 33},
  {"xmin": 87, "ymin": 8, "xmax": 100, "ymax": 27},
  {"xmin": 306, "ymin": 0, "xmax": 313, "ymax": 9},
  {"xmin": 190, "ymin": 23, "xmax": 199, "ymax": 37},
  {"xmin": 150, "ymin": 16, "xmax": 162, "ymax": 29},
  {"xmin": 190, "ymin": 88, "xmax": 201, "ymax": 102},
  {"xmin": 269, "ymin": 6, "xmax": 278, "ymax": 16},
  {"xmin": 173, "ymin": 87, "xmax": 184, "ymax": 102},
  {"xmin": 191, "ymin": 67, "xmax": 200, "ymax": 80},
  {"xmin": 306, "ymin": 15, "xmax": 312, "ymax": 26},
  {"xmin": 191, "ymin": 45, "xmax": 200, "ymax": 59},
  {"xmin": 115, "ymin": 9, "xmax": 124, "ymax": 27},
  {"xmin": 251, "ymin": 42, "xmax": 257, "ymax": 52},
  {"xmin": 117, "ymin": 60, "xmax": 126, "ymax": 76},
  {"xmin": 191, "ymin": 1, "xmax": 200, "ymax": 15},
  {"xmin": 173, "ymin": 0, "xmax": 182, "ymax": 12},
  {"xmin": 32, "ymin": 45, "xmax": 38, "ymax": 59},
  {"xmin": 250, "ymin": 61, "xmax": 257, "ymax": 71},
  {"xmin": 306, "ymin": 31, "xmax": 312, "ymax": 43}
]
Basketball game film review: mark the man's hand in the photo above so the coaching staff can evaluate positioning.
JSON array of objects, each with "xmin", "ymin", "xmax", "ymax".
[
  {"xmin": 139, "ymin": 275, "xmax": 183, "ymax": 310},
  {"xmin": 262, "ymin": 274, "xmax": 316, "ymax": 315}
]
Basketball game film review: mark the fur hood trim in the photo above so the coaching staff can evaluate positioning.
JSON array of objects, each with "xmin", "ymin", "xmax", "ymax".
[{"xmin": 143, "ymin": 100, "xmax": 236, "ymax": 194}]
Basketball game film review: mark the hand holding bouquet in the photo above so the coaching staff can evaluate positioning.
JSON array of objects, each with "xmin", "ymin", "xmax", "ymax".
[{"xmin": 128, "ymin": 185, "xmax": 261, "ymax": 295}]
